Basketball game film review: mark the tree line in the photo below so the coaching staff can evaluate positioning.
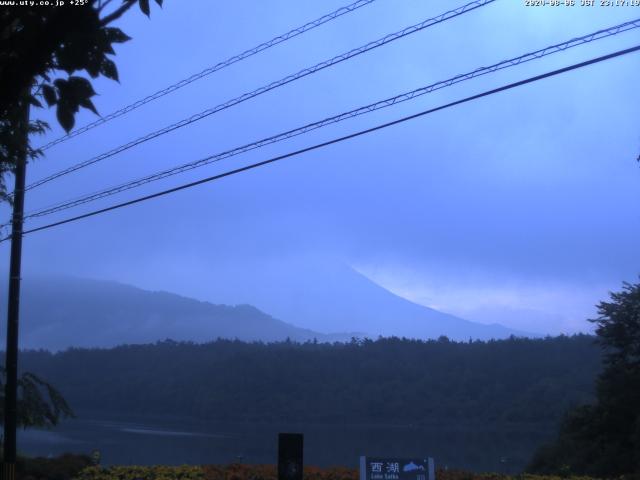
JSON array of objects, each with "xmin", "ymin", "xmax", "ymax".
[
  {"xmin": 16, "ymin": 334, "xmax": 600, "ymax": 427},
  {"xmin": 528, "ymin": 281, "xmax": 640, "ymax": 477}
]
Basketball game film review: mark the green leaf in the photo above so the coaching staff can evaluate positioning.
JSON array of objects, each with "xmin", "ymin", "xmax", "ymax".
[
  {"xmin": 52, "ymin": 76, "xmax": 98, "ymax": 130},
  {"xmin": 42, "ymin": 84, "xmax": 57, "ymax": 106},
  {"xmin": 85, "ymin": 53, "xmax": 102, "ymax": 78},
  {"xmin": 98, "ymin": 35, "xmax": 116, "ymax": 55},
  {"xmin": 139, "ymin": 0, "xmax": 150, "ymax": 17},
  {"xmin": 67, "ymin": 76, "xmax": 96, "ymax": 98},
  {"xmin": 79, "ymin": 98, "xmax": 99, "ymax": 116},
  {"xmin": 56, "ymin": 104, "xmax": 75, "ymax": 132},
  {"xmin": 29, "ymin": 119, "xmax": 50, "ymax": 136},
  {"xmin": 100, "ymin": 58, "xmax": 119, "ymax": 82},
  {"xmin": 29, "ymin": 96, "xmax": 43, "ymax": 108},
  {"xmin": 104, "ymin": 27, "xmax": 131, "ymax": 44},
  {"xmin": 53, "ymin": 78, "xmax": 67, "ymax": 90},
  {"xmin": 55, "ymin": 34, "xmax": 92, "ymax": 74}
]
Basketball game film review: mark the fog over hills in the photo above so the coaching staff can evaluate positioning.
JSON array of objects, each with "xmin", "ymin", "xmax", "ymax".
[
  {"xmin": 0, "ymin": 262, "xmax": 531, "ymax": 350},
  {"xmin": 157, "ymin": 257, "xmax": 534, "ymax": 340},
  {"xmin": 0, "ymin": 277, "xmax": 355, "ymax": 351}
]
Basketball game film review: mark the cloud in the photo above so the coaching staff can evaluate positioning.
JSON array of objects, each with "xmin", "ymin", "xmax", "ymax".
[
  {"xmin": 354, "ymin": 261, "xmax": 617, "ymax": 334},
  {"xmin": 1, "ymin": 0, "xmax": 637, "ymax": 339}
]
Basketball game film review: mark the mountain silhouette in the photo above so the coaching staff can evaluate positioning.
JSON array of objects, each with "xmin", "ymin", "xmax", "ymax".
[
  {"xmin": 0, "ymin": 276, "xmax": 357, "ymax": 351},
  {"xmin": 0, "ymin": 261, "xmax": 532, "ymax": 351},
  {"xmin": 184, "ymin": 257, "xmax": 533, "ymax": 340}
]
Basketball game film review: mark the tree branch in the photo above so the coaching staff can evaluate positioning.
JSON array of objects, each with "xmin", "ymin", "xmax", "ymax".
[
  {"xmin": 98, "ymin": 0, "xmax": 117, "ymax": 14},
  {"xmin": 100, "ymin": 0, "xmax": 137, "ymax": 26}
]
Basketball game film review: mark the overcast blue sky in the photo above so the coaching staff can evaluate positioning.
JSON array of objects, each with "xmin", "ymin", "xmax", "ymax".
[{"xmin": 2, "ymin": 0, "xmax": 639, "ymax": 335}]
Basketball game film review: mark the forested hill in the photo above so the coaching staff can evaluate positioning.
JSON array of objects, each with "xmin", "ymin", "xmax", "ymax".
[{"xmin": 19, "ymin": 335, "xmax": 600, "ymax": 426}]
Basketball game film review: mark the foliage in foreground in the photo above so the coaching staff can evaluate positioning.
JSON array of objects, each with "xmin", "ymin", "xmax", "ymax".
[
  {"xmin": 15, "ymin": 453, "xmax": 92, "ymax": 480},
  {"xmin": 0, "ymin": 0, "xmax": 163, "ymax": 204},
  {"xmin": 15, "ymin": 457, "xmax": 640, "ymax": 480},
  {"xmin": 68, "ymin": 464, "xmax": 624, "ymax": 480},
  {"xmin": 528, "ymin": 280, "xmax": 640, "ymax": 477},
  {"xmin": 0, "ymin": 368, "xmax": 74, "ymax": 429}
]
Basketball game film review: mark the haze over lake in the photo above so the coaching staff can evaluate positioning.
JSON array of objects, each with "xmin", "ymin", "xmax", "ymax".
[{"xmin": 18, "ymin": 413, "xmax": 552, "ymax": 473}]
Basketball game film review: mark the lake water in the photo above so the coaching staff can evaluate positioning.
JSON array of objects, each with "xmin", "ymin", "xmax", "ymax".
[{"xmin": 17, "ymin": 413, "xmax": 553, "ymax": 473}]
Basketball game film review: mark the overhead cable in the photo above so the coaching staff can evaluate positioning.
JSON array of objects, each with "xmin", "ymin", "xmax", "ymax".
[
  {"xmin": 4, "ymin": 44, "xmax": 637, "ymax": 242},
  {"xmin": 21, "ymin": 17, "xmax": 640, "ymax": 221},
  {"xmin": 23, "ymin": 0, "xmax": 495, "ymax": 193},
  {"xmin": 37, "ymin": 0, "xmax": 380, "ymax": 151}
]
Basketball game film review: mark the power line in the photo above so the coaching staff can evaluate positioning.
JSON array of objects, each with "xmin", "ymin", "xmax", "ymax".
[
  {"xmin": 4, "ymin": 44, "xmax": 637, "ymax": 242},
  {"xmin": 36, "ymin": 0, "xmax": 380, "ymax": 151},
  {"xmin": 22, "ymin": 0, "xmax": 495, "ymax": 193},
  {"xmin": 20, "ymin": 17, "xmax": 640, "ymax": 221}
]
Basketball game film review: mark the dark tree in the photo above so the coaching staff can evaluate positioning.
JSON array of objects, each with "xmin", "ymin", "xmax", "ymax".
[
  {"xmin": 0, "ymin": 0, "xmax": 163, "ymax": 202},
  {"xmin": 0, "ymin": 368, "xmax": 74, "ymax": 430},
  {"xmin": 528, "ymin": 280, "xmax": 640, "ymax": 477}
]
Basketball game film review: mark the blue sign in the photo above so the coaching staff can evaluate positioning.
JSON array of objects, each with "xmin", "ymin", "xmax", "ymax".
[{"xmin": 360, "ymin": 457, "xmax": 435, "ymax": 480}]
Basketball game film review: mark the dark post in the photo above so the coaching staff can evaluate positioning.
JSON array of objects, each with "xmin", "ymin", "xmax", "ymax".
[
  {"xmin": 278, "ymin": 433, "xmax": 303, "ymax": 480},
  {"xmin": 2, "ymin": 91, "xmax": 30, "ymax": 480}
]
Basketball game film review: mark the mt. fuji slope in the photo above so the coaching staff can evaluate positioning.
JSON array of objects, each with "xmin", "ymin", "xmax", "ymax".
[{"xmin": 194, "ymin": 258, "xmax": 534, "ymax": 340}]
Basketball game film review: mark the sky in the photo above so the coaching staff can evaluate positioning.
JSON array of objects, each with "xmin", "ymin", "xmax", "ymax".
[{"xmin": 1, "ymin": 0, "xmax": 639, "ymax": 336}]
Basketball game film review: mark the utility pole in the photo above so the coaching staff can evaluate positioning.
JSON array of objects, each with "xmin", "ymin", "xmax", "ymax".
[{"xmin": 2, "ymin": 89, "xmax": 30, "ymax": 480}]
